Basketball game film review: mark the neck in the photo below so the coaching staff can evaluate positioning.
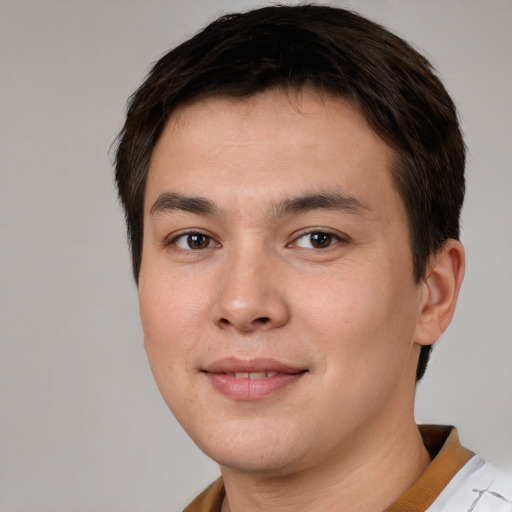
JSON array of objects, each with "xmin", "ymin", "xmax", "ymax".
[{"xmin": 220, "ymin": 417, "xmax": 431, "ymax": 512}]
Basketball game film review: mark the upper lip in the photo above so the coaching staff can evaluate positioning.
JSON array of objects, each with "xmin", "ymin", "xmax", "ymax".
[{"xmin": 202, "ymin": 357, "xmax": 307, "ymax": 374}]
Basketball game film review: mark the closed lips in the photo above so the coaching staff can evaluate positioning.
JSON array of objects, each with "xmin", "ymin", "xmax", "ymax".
[{"xmin": 202, "ymin": 357, "xmax": 308, "ymax": 375}]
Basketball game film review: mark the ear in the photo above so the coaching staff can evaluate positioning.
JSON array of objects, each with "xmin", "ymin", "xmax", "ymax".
[{"xmin": 413, "ymin": 239, "xmax": 465, "ymax": 346}]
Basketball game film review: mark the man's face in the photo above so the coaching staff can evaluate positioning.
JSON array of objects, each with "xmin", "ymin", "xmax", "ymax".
[{"xmin": 139, "ymin": 90, "xmax": 427, "ymax": 475}]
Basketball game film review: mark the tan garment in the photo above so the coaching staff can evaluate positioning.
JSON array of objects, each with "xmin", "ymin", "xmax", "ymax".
[{"xmin": 183, "ymin": 425, "xmax": 474, "ymax": 512}]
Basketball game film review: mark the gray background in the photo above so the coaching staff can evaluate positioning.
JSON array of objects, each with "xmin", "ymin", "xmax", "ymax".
[{"xmin": 1, "ymin": 1, "xmax": 511, "ymax": 510}]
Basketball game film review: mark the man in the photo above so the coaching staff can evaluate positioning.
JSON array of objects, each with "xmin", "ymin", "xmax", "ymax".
[{"xmin": 114, "ymin": 5, "xmax": 511, "ymax": 511}]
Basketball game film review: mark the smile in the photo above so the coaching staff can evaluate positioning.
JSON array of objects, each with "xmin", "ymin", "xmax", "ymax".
[
  {"xmin": 202, "ymin": 358, "xmax": 308, "ymax": 400},
  {"xmin": 228, "ymin": 371, "xmax": 278, "ymax": 379}
]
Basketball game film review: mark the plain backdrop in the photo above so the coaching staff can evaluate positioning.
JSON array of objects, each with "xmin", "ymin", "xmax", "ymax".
[{"xmin": 1, "ymin": 1, "xmax": 511, "ymax": 511}]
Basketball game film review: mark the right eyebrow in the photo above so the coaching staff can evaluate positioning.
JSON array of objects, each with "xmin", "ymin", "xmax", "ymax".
[
  {"xmin": 149, "ymin": 192, "xmax": 219, "ymax": 218},
  {"xmin": 273, "ymin": 192, "xmax": 372, "ymax": 217}
]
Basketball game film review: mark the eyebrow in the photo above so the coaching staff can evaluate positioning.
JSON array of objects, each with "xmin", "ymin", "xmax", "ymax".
[
  {"xmin": 150, "ymin": 192, "xmax": 219, "ymax": 217},
  {"xmin": 149, "ymin": 191, "xmax": 371, "ymax": 220},
  {"xmin": 273, "ymin": 192, "xmax": 371, "ymax": 217}
]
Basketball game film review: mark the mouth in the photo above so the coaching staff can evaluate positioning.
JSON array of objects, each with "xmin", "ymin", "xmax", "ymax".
[
  {"xmin": 202, "ymin": 357, "xmax": 308, "ymax": 400},
  {"xmin": 224, "ymin": 371, "xmax": 280, "ymax": 379}
]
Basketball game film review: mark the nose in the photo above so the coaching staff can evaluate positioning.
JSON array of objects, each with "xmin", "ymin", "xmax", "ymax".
[{"xmin": 213, "ymin": 247, "xmax": 290, "ymax": 333}]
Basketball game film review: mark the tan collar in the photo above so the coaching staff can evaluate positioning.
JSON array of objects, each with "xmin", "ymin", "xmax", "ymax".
[
  {"xmin": 184, "ymin": 478, "xmax": 225, "ymax": 512},
  {"xmin": 184, "ymin": 425, "xmax": 474, "ymax": 512},
  {"xmin": 383, "ymin": 425, "xmax": 474, "ymax": 511}
]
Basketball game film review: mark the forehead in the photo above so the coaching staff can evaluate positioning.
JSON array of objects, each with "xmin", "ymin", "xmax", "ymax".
[{"xmin": 145, "ymin": 89, "xmax": 401, "ymax": 220}]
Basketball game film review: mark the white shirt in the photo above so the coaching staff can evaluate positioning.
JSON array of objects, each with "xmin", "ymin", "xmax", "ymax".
[{"xmin": 428, "ymin": 455, "xmax": 512, "ymax": 512}]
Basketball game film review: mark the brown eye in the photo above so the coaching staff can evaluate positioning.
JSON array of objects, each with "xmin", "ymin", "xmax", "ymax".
[
  {"xmin": 295, "ymin": 231, "xmax": 339, "ymax": 249},
  {"xmin": 310, "ymin": 232, "xmax": 332, "ymax": 248},
  {"xmin": 172, "ymin": 233, "xmax": 217, "ymax": 250},
  {"xmin": 187, "ymin": 234, "xmax": 210, "ymax": 249}
]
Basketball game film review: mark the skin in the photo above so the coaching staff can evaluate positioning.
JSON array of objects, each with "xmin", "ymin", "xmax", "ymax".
[{"xmin": 138, "ymin": 89, "xmax": 464, "ymax": 511}]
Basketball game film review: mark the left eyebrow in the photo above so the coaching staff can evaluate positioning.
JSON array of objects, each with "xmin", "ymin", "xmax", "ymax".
[
  {"xmin": 150, "ymin": 192, "xmax": 220, "ymax": 218},
  {"xmin": 273, "ymin": 192, "xmax": 372, "ymax": 217}
]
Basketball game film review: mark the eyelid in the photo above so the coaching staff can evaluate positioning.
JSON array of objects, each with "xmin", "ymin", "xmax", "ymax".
[
  {"xmin": 163, "ymin": 229, "xmax": 222, "ymax": 249},
  {"xmin": 287, "ymin": 228, "xmax": 350, "ymax": 249}
]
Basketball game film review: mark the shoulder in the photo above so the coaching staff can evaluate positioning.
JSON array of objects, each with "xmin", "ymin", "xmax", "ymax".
[
  {"xmin": 183, "ymin": 478, "xmax": 224, "ymax": 512},
  {"xmin": 427, "ymin": 455, "xmax": 512, "ymax": 512}
]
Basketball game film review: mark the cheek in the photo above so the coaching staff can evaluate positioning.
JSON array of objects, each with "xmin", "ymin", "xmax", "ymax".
[
  {"xmin": 293, "ymin": 268, "xmax": 382, "ymax": 335},
  {"xmin": 294, "ymin": 263, "xmax": 420, "ymax": 364},
  {"xmin": 138, "ymin": 272, "xmax": 206, "ymax": 417},
  {"xmin": 139, "ymin": 259, "xmax": 208, "ymax": 329},
  {"xmin": 138, "ymin": 269, "xmax": 207, "ymax": 373}
]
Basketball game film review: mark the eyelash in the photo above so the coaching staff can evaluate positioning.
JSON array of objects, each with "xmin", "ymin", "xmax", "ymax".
[
  {"xmin": 164, "ymin": 229, "xmax": 349, "ymax": 252},
  {"xmin": 289, "ymin": 229, "xmax": 348, "ymax": 250},
  {"xmin": 166, "ymin": 231, "xmax": 220, "ymax": 251}
]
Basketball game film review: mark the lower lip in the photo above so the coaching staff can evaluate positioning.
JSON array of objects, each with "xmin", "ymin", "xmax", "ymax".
[{"xmin": 204, "ymin": 372, "xmax": 306, "ymax": 400}]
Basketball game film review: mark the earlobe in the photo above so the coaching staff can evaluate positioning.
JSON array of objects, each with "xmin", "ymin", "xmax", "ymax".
[{"xmin": 414, "ymin": 239, "xmax": 465, "ymax": 346}]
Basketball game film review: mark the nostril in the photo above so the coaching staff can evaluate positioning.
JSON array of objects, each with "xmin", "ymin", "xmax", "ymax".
[{"xmin": 217, "ymin": 315, "xmax": 275, "ymax": 331}]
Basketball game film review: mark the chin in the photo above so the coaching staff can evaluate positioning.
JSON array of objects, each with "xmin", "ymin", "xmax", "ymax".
[
  {"xmin": 213, "ymin": 447, "xmax": 303, "ymax": 476},
  {"xmin": 187, "ymin": 417, "xmax": 308, "ymax": 475}
]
